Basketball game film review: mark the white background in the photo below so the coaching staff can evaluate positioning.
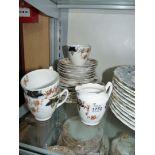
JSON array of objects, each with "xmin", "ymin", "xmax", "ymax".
[{"xmin": 0, "ymin": 0, "xmax": 155, "ymax": 154}]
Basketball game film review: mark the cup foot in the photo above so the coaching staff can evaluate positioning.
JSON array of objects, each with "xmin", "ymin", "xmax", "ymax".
[
  {"xmin": 81, "ymin": 120, "xmax": 100, "ymax": 126},
  {"xmin": 35, "ymin": 115, "xmax": 52, "ymax": 121}
]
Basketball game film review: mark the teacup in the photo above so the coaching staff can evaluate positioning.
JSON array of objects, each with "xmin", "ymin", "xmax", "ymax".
[
  {"xmin": 75, "ymin": 82, "xmax": 113, "ymax": 125},
  {"xmin": 20, "ymin": 66, "xmax": 59, "ymax": 98},
  {"xmin": 20, "ymin": 66, "xmax": 69, "ymax": 121},
  {"xmin": 24, "ymin": 89, "xmax": 69, "ymax": 121},
  {"xmin": 67, "ymin": 45, "xmax": 91, "ymax": 66}
]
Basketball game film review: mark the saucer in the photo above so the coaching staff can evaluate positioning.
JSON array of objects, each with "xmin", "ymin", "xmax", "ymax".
[
  {"xmin": 111, "ymin": 99, "xmax": 135, "ymax": 122},
  {"xmin": 110, "ymin": 102, "xmax": 135, "ymax": 130},
  {"xmin": 113, "ymin": 65, "xmax": 135, "ymax": 90},
  {"xmin": 111, "ymin": 96, "xmax": 135, "ymax": 116},
  {"xmin": 57, "ymin": 58, "xmax": 98, "ymax": 87},
  {"xmin": 59, "ymin": 58, "xmax": 97, "ymax": 67},
  {"xmin": 111, "ymin": 90, "xmax": 135, "ymax": 109}
]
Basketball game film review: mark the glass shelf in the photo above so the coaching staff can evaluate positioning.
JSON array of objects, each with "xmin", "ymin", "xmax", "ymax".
[{"xmin": 19, "ymin": 102, "xmax": 134, "ymax": 154}]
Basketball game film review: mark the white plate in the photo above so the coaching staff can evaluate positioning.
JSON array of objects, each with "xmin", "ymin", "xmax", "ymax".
[
  {"xmin": 110, "ymin": 98, "xmax": 135, "ymax": 122},
  {"xmin": 59, "ymin": 73, "xmax": 95, "ymax": 80},
  {"xmin": 113, "ymin": 77, "xmax": 135, "ymax": 95},
  {"xmin": 111, "ymin": 92, "xmax": 135, "ymax": 111},
  {"xmin": 58, "ymin": 64, "xmax": 96, "ymax": 72},
  {"xmin": 59, "ymin": 79, "xmax": 98, "ymax": 88},
  {"xmin": 60, "ymin": 76, "xmax": 97, "ymax": 86},
  {"xmin": 113, "ymin": 88, "xmax": 135, "ymax": 104},
  {"xmin": 109, "ymin": 103, "xmax": 135, "ymax": 130},
  {"xmin": 57, "ymin": 66, "xmax": 95, "ymax": 74},
  {"xmin": 113, "ymin": 85, "xmax": 135, "ymax": 102},
  {"xmin": 110, "ymin": 99, "xmax": 135, "ymax": 123},
  {"xmin": 60, "ymin": 75, "xmax": 96, "ymax": 83},
  {"xmin": 110, "ymin": 101, "xmax": 135, "ymax": 126},
  {"xmin": 57, "ymin": 59, "xmax": 97, "ymax": 84},
  {"xmin": 112, "ymin": 85, "xmax": 135, "ymax": 104},
  {"xmin": 111, "ymin": 96, "xmax": 135, "ymax": 116},
  {"xmin": 110, "ymin": 106, "xmax": 135, "ymax": 130},
  {"xmin": 110, "ymin": 104, "xmax": 135, "ymax": 131},
  {"xmin": 112, "ymin": 81, "xmax": 135, "ymax": 98},
  {"xmin": 112, "ymin": 90, "xmax": 135, "ymax": 109},
  {"xmin": 113, "ymin": 65, "xmax": 135, "ymax": 90},
  {"xmin": 58, "ymin": 70, "xmax": 95, "ymax": 79},
  {"xmin": 59, "ymin": 58, "xmax": 97, "ymax": 67}
]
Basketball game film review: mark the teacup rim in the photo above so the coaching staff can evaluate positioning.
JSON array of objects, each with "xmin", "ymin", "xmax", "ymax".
[
  {"xmin": 67, "ymin": 44, "xmax": 91, "ymax": 48},
  {"xmin": 20, "ymin": 68, "xmax": 59, "ymax": 91},
  {"xmin": 75, "ymin": 83, "xmax": 106, "ymax": 92}
]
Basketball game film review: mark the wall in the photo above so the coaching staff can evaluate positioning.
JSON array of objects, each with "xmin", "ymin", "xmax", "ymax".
[{"xmin": 67, "ymin": 9, "xmax": 135, "ymax": 81}]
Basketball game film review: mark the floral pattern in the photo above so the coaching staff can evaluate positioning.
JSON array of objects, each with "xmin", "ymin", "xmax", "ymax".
[
  {"xmin": 23, "ymin": 75, "xmax": 29, "ymax": 87},
  {"xmin": 77, "ymin": 99, "xmax": 93, "ymax": 119},
  {"xmin": 44, "ymin": 86, "xmax": 58, "ymax": 97},
  {"xmin": 25, "ymin": 96, "xmax": 42, "ymax": 114},
  {"xmin": 68, "ymin": 46, "xmax": 90, "ymax": 60},
  {"xmin": 77, "ymin": 99, "xmax": 102, "ymax": 121},
  {"xmin": 90, "ymin": 115, "xmax": 97, "ymax": 120},
  {"xmin": 80, "ymin": 48, "xmax": 90, "ymax": 59},
  {"xmin": 26, "ymin": 85, "xmax": 58, "ymax": 98},
  {"xmin": 29, "ymin": 99, "xmax": 41, "ymax": 113}
]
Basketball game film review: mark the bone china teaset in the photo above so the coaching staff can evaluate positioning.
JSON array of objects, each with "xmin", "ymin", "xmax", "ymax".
[{"xmin": 20, "ymin": 44, "xmax": 113, "ymax": 124}]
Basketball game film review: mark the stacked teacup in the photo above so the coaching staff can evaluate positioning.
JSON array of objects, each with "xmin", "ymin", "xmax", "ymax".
[
  {"xmin": 20, "ymin": 66, "xmax": 69, "ymax": 121},
  {"xmin": 57, "ymin": 44, "xmax": 97, "ymax": 102},
  {"xmin": 67, "ymin": 44, "xmax": 91, "ymax": 66}
]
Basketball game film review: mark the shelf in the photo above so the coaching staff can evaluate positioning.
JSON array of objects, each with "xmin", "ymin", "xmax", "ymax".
[
  {"xmin": 24, "ymin": 0, "xmax": 134, "ymax": 18},
  {"xmin": 19, "ymin": 103, "xmax": 134, "ymax": 154},
  {"xmin": 51, "ymin": 0, "xmax": 135, "ymax": 9},
  {"xmin": 51, "ymin": 0, "xmax": 134, "ymax": 5}
]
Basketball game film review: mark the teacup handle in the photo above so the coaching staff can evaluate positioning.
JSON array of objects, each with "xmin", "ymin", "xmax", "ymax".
[
  {"xmin": 49, "ymin": 66, "xmax": 53, "ymax": 70},
  {"xmin": 56, "ymin": 89, "xmax": 69, "ymax": 108},
  {"xmin": 105, "ymin": 82, "xmax": 113, "ymax": 97}
]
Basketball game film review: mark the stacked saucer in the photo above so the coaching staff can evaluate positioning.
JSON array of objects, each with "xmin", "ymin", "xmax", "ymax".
[
  {"xmin": 109, "ymin": 65, "xmax": 135, "ymax": 130},
  {"xmin": 57, "ymin": 58, "xmax": 97, "ymax": 87},
  {"xmin": 57, "ymin": 116, "xmax": 103, "ymax": 155}
]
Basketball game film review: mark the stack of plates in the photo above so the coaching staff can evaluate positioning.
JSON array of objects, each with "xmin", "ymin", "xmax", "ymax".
[
  {"xmin": 57, "ymin": 116, "xmax": 103, "ymax": 155},
  {"xmin": 59, "ymin": 85, "xmax": 78, "ymax": 104},
  {"xmin": 109, "ymin": 65, "xmax": 135, "ymax": 130},
  {"xmin": 57, "ymin": 58, "xmax": 97, "ymax": 87}
]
